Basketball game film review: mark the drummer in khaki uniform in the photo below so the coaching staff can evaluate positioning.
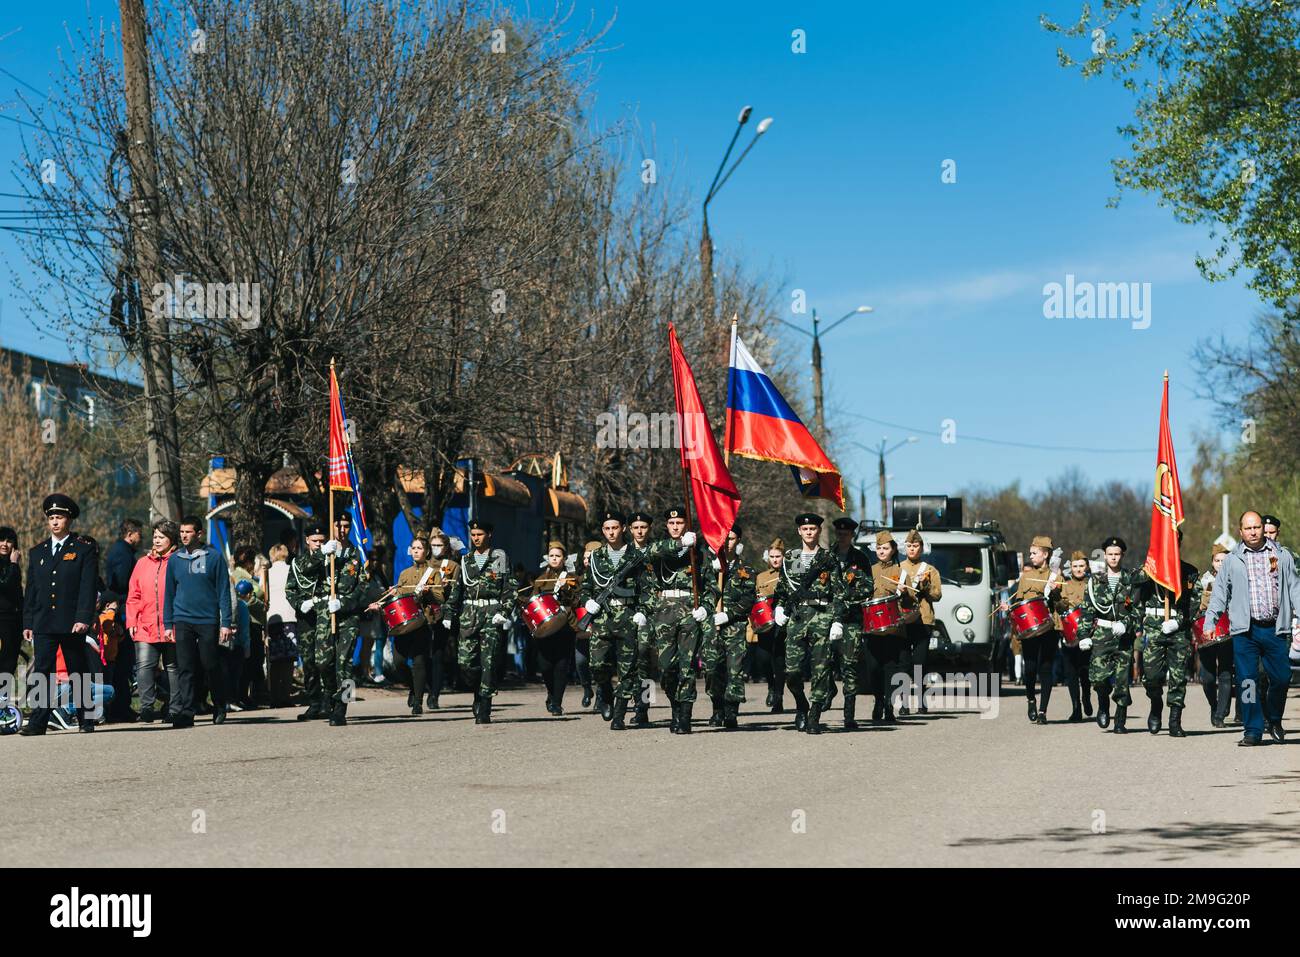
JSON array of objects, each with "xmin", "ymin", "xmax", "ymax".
[
  {"xmin": 752, "ymin": 539, "xmax": 786, "ymax": 713},
  {"xmin": 1055, "ymin": 550, "xmax": 1094, "ymax": 722},
  {"xmin": 528, "ymin": 541, "xmax": 580, "ymax": 716},
  {"xmin": 897, "ymin": 529, "xmax": 942, "ymax": 714},
  {"xmin": 999, "ymin": 535, "xmax": 1061, "ymax": 725},
  {"xmin": 865, "ymin": 531, "xmax": 907, "ymax": 723},
  {"xmin": 368, "ymin": 535, "xmax": 438, "ymax": 716},
  {"xmin": 423, "ymin": 529, "xmax": 460, "ymax": 710}
]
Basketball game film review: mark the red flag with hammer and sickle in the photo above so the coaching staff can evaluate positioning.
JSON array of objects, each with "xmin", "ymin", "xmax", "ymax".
[{"xmin": 1143, "ymin": 373, "xmax": 1184, "ymax": 597}]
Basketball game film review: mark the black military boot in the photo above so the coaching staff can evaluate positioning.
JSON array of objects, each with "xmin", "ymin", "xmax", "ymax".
[
  {"xmin": 770, "ymin": 692, "xmax": 784, "ymax": 714},
  {"xmin": 297, "ymin": 700, "xmax": 325, "ymax": 722},
  {"xmin": 669, "ymin": 699, "xmax": 681, "ymax": 733},
  {"xmin": 806, "ymin": 703, "xmax": 823, "ymax": 735},
  {"xmin": 871, "ymin": 698, "xmax": 884, "ymax": 726},
  {"xmin": 1147, "ymin": 691, "xmax": 1163, "ymax": 735},
  {"xmin": 477, "ymin": 695, "xmax": 492, "ymax": 725},
  {"xmin": 843, "ymin": 695, "xmax": 858, "ymax": 730},
  {"xmin": 791, "ymin": 686, "xmax": 810, "ymax": 731},
  {"xmin": 581, "ymin": 684, "xmax": 593, "ymax": 708},
  {"xmin": 1168, "ymin": 705, "xmax": 1185, "ymax": 737},
  {"xmin": 1082, "ymin": 685, "xmax": 1094, "ymax": 717},
  {"xmin": 723, "ymin": 700, "xmax": 739, "ymax": 730},
  {"xmin": 1026, "ymin": 696, "xmax": 1038, "ymax": 723},
  {"xmin": 328, "ymin": 702, "xmax": 347, "ymax": 727},
  {"xmin": 471, "ymin": 694, "xmax": 481, "ymax": 718},
  {"xmin": 1097, "ymin": 696, "xmax": 1110, "ymax": 729},
  {"xmin": 610, "ymin": 697, "xmax": 627, "ymax": 730},
  {"xmin": 765, "ymin": 688, "xmax": 774, "ymax": 708},
  {"xmin": 1113, "ymin": 703, "xmax": 1128, "ymax": 734},
  {"xmin": 708, "ymin": 696, "xmax": 724, "ymax": 727},
  {"xmin": 678, "ymin": 701, "xmax": 693, "ymax": 734},
  {"xmin": 632, "ymin": 700, "xmax": 650, "ymax": 727}
]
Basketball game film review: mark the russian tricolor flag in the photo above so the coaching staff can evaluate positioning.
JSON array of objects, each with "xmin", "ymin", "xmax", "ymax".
[{"xmin": 725, "ymin": 326, "xmax": 845, "ymax": 509}]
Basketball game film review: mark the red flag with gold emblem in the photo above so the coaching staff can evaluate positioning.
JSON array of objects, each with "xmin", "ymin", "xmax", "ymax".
[{"xmin": 1143, "ymin": 373, "xmax": 1184, "ymax": 597}]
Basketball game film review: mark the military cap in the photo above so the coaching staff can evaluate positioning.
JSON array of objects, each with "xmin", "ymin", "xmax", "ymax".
[
  {"xmin": 663, "ymin": 505, "xmax": 688, "ymax": 520},
  {"xmin": 546, "ymin": 539, "xmax": 565, "ymax": 552},
  {"xmin": 832, "ymin": 517, "xmax": 859, "ymax": 532},
  {"xmin": 768, "ymin": 537, "xmax": 786, "ymax": 551},
  {"xmin": 1263, "ymin": 514, "xmax": 1282, "ymax": 529},
  {"xmin": 905, "ymin": 529, "xmax": 924, "ymax": 545},
  {"xmin": 468, "ymin": 519, "xmax": 494, "ymax": 534},
  {"xmin": 1030, "ymin": 535, "xmax": 1053, "ymax": 550},
  {"xmin": 875, "ymin": 530, "xmax": 895, "ymax": 546},
  {"xmin": 628, "ymin": 511, "xmax": 653, "ymax": 526},
  {"xmin": 599, "ymin": 509, "xmax": 626, "ymax": 525},
  {"xmin": 1211, "ymin": 542, "xmax": 1230, "ymax": 557},
  {"xmin": 584, "ymin": 540, "xmax": 602, "ymax": 555},
  {"xmin": 795, "ymin": 512, "xmax": 823, "ymax": 527},
  {"xmin": 1069, "ymin": 550, "xmax": 1088, "ymax": 562},
  {"xmin": 42, "ymin": 493, "xmax": 79, "ymax": 520},
  {"xmin": 731, "ymin": 523, "xmax": 743, "ymax": 537},
  {"xmin": 1101, "ymin": 535, "xmax": 1127, "ymax": 552},
  {"xmin": 304, "ymin": 521, "xmax": 326, "ymax": 537}
]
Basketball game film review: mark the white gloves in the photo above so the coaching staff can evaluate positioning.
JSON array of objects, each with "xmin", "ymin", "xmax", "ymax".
[
  {"xmin": 680, "ymin": 531, "xmax": 696, "ymax": 547},
  {"xmin": 499, "ymin": 615, "xmax": 512, "ymax": 631},
  {"xmin": 691, "ymin": 606, "xmax": 707, "ymax": 622},
  {"xmin": 714, "ymin": 611, "xmax": 729, "ymax": 626},
  {"xmin": 1043, "ymin": 580, "xmax": 1055, "ymax": 597},
  {"xmin": 584, "ymin": 599, "xmax": 601, "ymax": 615},
  {"xmin": 492, "ymin": 612, "xmax": 509, "ymax": 627},
  {"xmin": 711, "ymin": 557, "xmax": 721, "ymax": 571},
  {"xmin": 1078, "ymin": 637, "xmax": 1093, "ymax": 651},
  {"xmin": 441, "ymin": 618, "xmax": 452, "ymax": 629},
  {"xmin": 632, "ymin": 612, "xmax": 648, "ymax": 627},
  {"xmin": 1111, "ymin": 621, "xmax": 1126, "ymax": 637},
  {"xmin": 321, "ymin": 539, "xmax": 341, "ymax": 556},
  {"xmin": 774, "ymin": 606, "xmax": 788, "ymax": 626},
  {"xmin": 829, "ymin": 622, "xmax": 844, "ymax": 640},
  {"xmin": 1160, "ymin": 618, "xmax": 1180, "ymax": 635},
  {"xmin": 299, "ymin": 599, "xmax": 315, "ymax": 613},
  {"xmin": 327, "ymin": 598, "xmax": 342, "ymax": 614}
]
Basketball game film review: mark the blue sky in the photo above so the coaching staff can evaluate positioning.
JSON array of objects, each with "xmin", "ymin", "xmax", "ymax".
[{"xmin": 0, "ymin": 1, "xmax": 1257, "ymax": 517}]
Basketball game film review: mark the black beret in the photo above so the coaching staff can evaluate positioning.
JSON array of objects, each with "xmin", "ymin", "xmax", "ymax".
[
  {"xmin": 730, "ymin": 523, "xmax": 742, "ymax": 537},
  {"xmin": 1263, "ymin": 515, "xmax": 1282, "ymax": 529},
  {"xmin": 600, "ymin": 509, "xmax": 626, "ymax": 525},
  {"xmin": 1101, "ymin": 536, "xmax": 1127, "ymax": 552},
  {"xmin": 832, "ymin": 517, "xmax": 859, "ymax": 531},
  {"xmin": 42, "ymin": 493, "xmax": 79, "ymax": 520},
  {"xmin": 468, "ymin": 519, "xmax": 494, "ymax": 533},
  {"xmin": 628, "ymin": 511, "xmax": 653, "ymax": 525},
  {"xmin": 304, "ymin": 521, "xmax": 326, "ymax": 537},
  {"xmin": 664, "ymin": 505, "xmax": 687, "ymax": 520},
  {"xmin": 795, "ymin": 512, "xmax": 823, "ymax": 527}
]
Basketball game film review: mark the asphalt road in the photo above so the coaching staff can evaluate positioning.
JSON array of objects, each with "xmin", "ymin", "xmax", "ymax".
[{"xmin": 3, "ymin": 679, "xmax": 1297, "ymax": 867}]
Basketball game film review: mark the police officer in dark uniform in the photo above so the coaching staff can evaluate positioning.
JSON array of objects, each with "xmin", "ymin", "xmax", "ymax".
[{"xmin": 19, "ymin": 494, "xmax": 100, "ymax": 735}]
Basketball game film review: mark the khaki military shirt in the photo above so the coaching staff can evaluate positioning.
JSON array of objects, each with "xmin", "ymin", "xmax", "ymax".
[{"xmin": 899, "ymin": 556, "xmax": 942, "ymax": 625}]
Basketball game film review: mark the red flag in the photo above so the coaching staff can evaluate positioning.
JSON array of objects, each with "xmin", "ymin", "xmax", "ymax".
[
  {"xmin": 1143, "ymin": 373, "xmax": 1184, "ymax": 597},
  {"xmin": 668, "ymin": 324, "xmax": 741, "ymax": 553},
  {"xmin": 328, "ymin": 366, "xmax": 352, "ymax": 492}
]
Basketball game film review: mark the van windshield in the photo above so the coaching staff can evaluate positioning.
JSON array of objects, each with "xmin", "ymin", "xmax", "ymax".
[{"xmin": 925, "ymin": 545, "xmax": 984, "ymax": 586}]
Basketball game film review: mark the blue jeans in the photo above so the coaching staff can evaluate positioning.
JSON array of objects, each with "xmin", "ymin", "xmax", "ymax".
[{"xmin": 1233, "ymin": 622, "xmax": 1290, "ymax": 738}]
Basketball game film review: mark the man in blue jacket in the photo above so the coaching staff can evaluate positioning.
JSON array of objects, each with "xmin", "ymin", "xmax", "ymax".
[
  {"xmin": 1205, "ymin": 510, "xmax": 1300, "ymax": 746},
  {"xmin": 163, "ymin": 516, "xmax": 232, "ymax": 728}
]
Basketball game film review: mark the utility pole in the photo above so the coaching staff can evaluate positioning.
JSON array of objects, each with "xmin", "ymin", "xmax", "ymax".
[{"xmin": 120, "ymin": 0, "xmax": 182, "ymax": 520}]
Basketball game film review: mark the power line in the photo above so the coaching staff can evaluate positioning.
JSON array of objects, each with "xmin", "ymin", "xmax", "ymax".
[{"xmin": 839, "ymin": 410, "xmax": 1151, "ymax": 455}]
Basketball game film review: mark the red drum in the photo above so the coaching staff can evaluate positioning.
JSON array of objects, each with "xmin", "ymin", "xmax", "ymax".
[
  {"xmin": 382, "ymin": 595, "xmax": 424, "ymax": 636},
  {"xmin": 1009, "ymin": 597, "xmax": 1052, "ymax": 640},
  {"xmin": 862, "ymin": 596, "xmax": 903, "ymax": 635},
  {"xmin": 573, "ymin": 605, "xmax": 592, "ymax": 636},
  {"xmin": 523, "ymin": 593, "xmax": 567, "ymax": 638},
  {"xmin": 749, "ymin": 595, "xmax": 776, "ymax": 634},
  {"xmin": 1059, "ymin": 606, "xmax": 1083, "ymax": 646},
  {"xmin": 1193, "ymin": 611, "xmax": 1231, "ymax": 650}
]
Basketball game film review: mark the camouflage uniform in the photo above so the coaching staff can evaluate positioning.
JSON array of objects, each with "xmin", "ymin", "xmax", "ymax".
[
  {"xmin": 1078, "ymin": 568, "xmax": 1142, "ymax": 725},
  {"xmin": 643, "ymin": 536, "xmax": 714, "ymax": 719},
  {"xmin": 830, "ymin": 544, "xmax": 873, "ymax": 713},
  {"xmin": 772, "ymin": 545, "xmax": 847, "ymax": 732},
  {"xmin": 701, "ymin": 550, "xmax": 756, "ymax": 727},
  {"xmin": 285, "ymin": 544, "xmax": 367, "ymax": 722},
  {"xmin": 1134, "ymin": 561, "xmax": 1200, "ymax": 733},
  {"xmin": 631, "ymin": 539, "xmax": 659, "ymax": 721},
  {"xmin": 443, "ymin": 547, "xmax": 516, "ymax": 721},
  {"xmin": 576, "ymin": 542, "xmax": 646, "ymax": 729}
]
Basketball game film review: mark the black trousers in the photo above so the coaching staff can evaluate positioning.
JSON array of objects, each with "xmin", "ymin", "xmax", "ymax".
[
  {"xmin": 899, "ymin": 620, "xmax": 930, "ymax": 700},
  {"xmin": 1198, "ymin": 642, "xmax": 1233, "ymax": 723},
  {"xmin": 0, "ymin": 616, "xmax": 21, "ymax": 687},
  {"xmin": 574, "ymin": 636, "xmax": 592, "ymax": 692},
  {"xmin": 174, "ymin": 622, "xmax": 225, "ymax": 719},
  {"xmin": 1059, "ymin": 645, "xmax": 1091, "ymax": 713},
  {"xmin": 862, "ymin": 631, "xmax": 902, "ymax": 709},
  {"xmin": 238, "ymin": 623, "xmax": 266, "ymax": 704},
  {"xmin": 1021, "ymin": 630, "xmax": 1059, "ymax": 712},
  {"xmin": 25, "ymin": 632, "xmax": 92, "ymax": 730},
  {"xmin": 535, "ymin": 626, "xmax": 575, "ymax": 706},
  {"xmin": 395, "ymin": 623, "xmax": 432, "ymax": 706},
  {"xmin": 753, "ymin": 625, "xmax": 786, "ymax": 696}
]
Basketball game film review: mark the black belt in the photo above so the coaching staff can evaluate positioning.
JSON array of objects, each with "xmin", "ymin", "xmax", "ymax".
[{"xmin": 1250, "ymin": 617, "xmax": 1276, "ymax": 628}]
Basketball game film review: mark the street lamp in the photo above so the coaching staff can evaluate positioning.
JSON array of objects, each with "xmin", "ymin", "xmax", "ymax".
[
  {"xmin": 700, "ymin": 107, "xmax": 773, "ymax": 323},
  {"xmin": 850, "ymin": 436, "xmax": 917, "ymax": 524},
  {"xmin": 777, "ymin": 304, "xmax": 873, "ymax": 438}
]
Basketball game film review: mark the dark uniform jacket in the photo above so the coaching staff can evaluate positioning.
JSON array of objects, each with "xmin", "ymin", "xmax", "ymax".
[{"xmin": 23, "ymin": 535, "xmax": 98, "ymax": 633}]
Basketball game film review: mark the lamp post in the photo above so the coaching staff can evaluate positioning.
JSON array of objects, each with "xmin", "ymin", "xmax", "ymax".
[
  {"xmin": 778, "ymin": 304, "xmax": 873, "ymax": 439},
  {"xmin": 850, "ymin": 437, "xmax": 917, "ymax": 524},
  {"xmin": 701, "ymin": 107, "xmax": 772, "ymax": 323}
]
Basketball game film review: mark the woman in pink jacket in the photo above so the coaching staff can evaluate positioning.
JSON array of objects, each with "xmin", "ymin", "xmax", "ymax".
[{"xmin": 126, "ymin": 520, "xmax": 179, "ymax": 723}]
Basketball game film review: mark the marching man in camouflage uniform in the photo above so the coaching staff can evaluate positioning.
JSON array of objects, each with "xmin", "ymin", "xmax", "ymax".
[
  {"xmin": 628, "ymin": 510, "xmax": 658, "ymax": 727},
  {"xmin": 643, "ymin": 506, "xmax": 711, "ymax": 733},
  {"xmin": 829, "ymin": 517, "xmax": 871, "ymax": 728},
  {"xmin": 1078, "ymin": 536, "xmax": 1141, "ymax": 733},
  {"xmin": 577, "ymin": 510, "xmax": 648, "ymax": 731},
  {"xmin": 702, "ymin": 525, "xmax": 756, "ymax": 730},
  {"xmin": 1135, "ymin": 529, "xmax": 1200, "ymax": 737},
  {"xmin": 442, "ymin": 520, "xmax": 515, "ymax": 725},
  {"xmin": 772, "ymin": 513, "xmax": 847, "ymax": 734}
]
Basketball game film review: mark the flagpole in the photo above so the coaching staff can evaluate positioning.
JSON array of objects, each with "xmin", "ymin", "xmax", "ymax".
[
  {"xmin": 329, "ymin": 358, "xmax": 337, "ymax": 639},
  {"xmin": 720, "ymin": 316, "xmax": 738, "ymax": 612}
]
